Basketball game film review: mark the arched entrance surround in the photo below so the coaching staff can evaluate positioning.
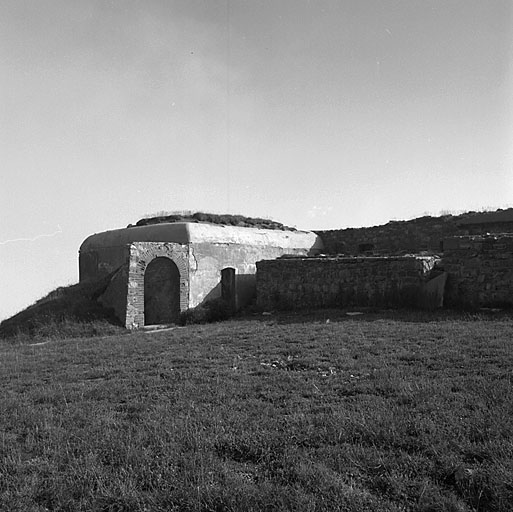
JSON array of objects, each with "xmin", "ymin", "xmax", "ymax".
[{"xmin": 125, "ymin": 242, "xmax": 189, "ymax": 328}]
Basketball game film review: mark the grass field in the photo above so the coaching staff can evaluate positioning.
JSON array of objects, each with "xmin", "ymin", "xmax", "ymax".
[{"xmin": 1, "ymin": 311, "xmax": 512, "ymax": 511}]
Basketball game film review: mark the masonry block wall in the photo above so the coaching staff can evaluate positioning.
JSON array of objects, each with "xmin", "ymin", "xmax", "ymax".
[
  {"xmin": 256, "ymin": 256, "xmax": 437, "ymax": 311},
  {"xmin": 442, "ymin": 234, "xmax": 513, "ymax": 308}
]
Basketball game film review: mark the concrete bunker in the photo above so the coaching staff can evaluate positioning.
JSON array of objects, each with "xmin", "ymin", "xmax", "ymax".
[
  {"xmin": 79, "ymin": 209, "xmax": 513, "ymax": 325},
  {"xmin": 79, "ymin": 222, "xmax": 323, "ymax": 328}
]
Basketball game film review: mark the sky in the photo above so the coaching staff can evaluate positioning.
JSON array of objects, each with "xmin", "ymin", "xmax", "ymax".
[{"xmin": 1, "ymin": 0, "xmax": 512, "ymax": 321}]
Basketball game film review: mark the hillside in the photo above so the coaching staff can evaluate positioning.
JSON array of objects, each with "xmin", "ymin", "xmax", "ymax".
[
  {"xmin": 0, "ymin": 278, "xmax": 125, "ymax": 340},
  {"xmin": 1, "ymin": 312, "xmax": 512, "ymax": 511}
]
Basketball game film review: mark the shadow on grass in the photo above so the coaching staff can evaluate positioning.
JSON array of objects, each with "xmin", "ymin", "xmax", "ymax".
[{"xmin": 238, "ymin": 307, "xmax": 513, "ymax": 326}]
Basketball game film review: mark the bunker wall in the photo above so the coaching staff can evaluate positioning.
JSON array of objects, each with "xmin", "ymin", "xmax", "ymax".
[
  {"xmin": 79, "ymin": 246, "xmax": 130, "ymax": 281},
  {"xmin": 97, "ymin": 264, "xmax": 129, "ymax": 324}
]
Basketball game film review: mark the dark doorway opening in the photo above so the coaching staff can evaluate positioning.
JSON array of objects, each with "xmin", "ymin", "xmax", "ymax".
[
  {"xmin": 221, "ymin": 267, "xmax": 237, "ymax": 312},
  {"xmin": 144, "ymin": 257, "xmax": 180, "ymax": 325}
]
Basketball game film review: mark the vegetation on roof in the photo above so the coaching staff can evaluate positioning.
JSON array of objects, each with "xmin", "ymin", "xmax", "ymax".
[{"xmin": 131, "ymin": 211, "xmax": 296, "ymax": 230}]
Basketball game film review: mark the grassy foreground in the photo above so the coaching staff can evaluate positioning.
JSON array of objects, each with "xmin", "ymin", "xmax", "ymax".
[{"xmin": 1, "ymin": 312, "xmax": 512, "ymax": 511}]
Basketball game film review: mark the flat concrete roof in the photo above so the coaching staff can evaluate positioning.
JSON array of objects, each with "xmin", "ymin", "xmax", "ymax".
[{"xmin": 80, "ymin": 222, "xmax": 324, "ymax": 252}]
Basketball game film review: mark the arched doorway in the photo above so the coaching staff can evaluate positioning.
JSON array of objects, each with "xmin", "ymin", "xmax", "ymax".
[{"xmin": 144, "ymin": 257, "xmax": 181, "ymax": 325}]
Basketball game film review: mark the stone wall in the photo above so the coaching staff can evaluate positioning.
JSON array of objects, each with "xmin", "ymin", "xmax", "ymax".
[
  {"xmin": 256, "ymin": 256, "xmax": 439, "ymax": 311},
  {"xmin": 442, "ymin": 234, "xmax": 513, "ymax": 308}
]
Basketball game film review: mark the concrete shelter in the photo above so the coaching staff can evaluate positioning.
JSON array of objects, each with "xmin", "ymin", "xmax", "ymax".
[{"xmin": 79, "ymin": 222, "xmax": 323, "ymax": 328}]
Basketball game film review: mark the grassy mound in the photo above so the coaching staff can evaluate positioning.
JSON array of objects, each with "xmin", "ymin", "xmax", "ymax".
[{"xmin": 0, "ymin": 278, "xmax": 125, "ymax": 341}]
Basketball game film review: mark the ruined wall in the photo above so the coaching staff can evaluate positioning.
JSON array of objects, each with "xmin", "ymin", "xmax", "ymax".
[
  {"xmin": 256, "ymin": 256, "xmax": 438, "ymax": 311},
  {"xmin": 442, "ymin": 234, "xmax": 513, "ymax": 308},
  {"xmin": 316, "ymin": 213, "xmax": 513, "ymax": 256},
  {"xmin": 316, "ymin": 216, "xmax": 464, "ymax": 255}
]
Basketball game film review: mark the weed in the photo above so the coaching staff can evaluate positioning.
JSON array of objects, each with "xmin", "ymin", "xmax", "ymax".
[{"xmin": 179, "ymin": 298, "xmax": 233, "ymax": 325}]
